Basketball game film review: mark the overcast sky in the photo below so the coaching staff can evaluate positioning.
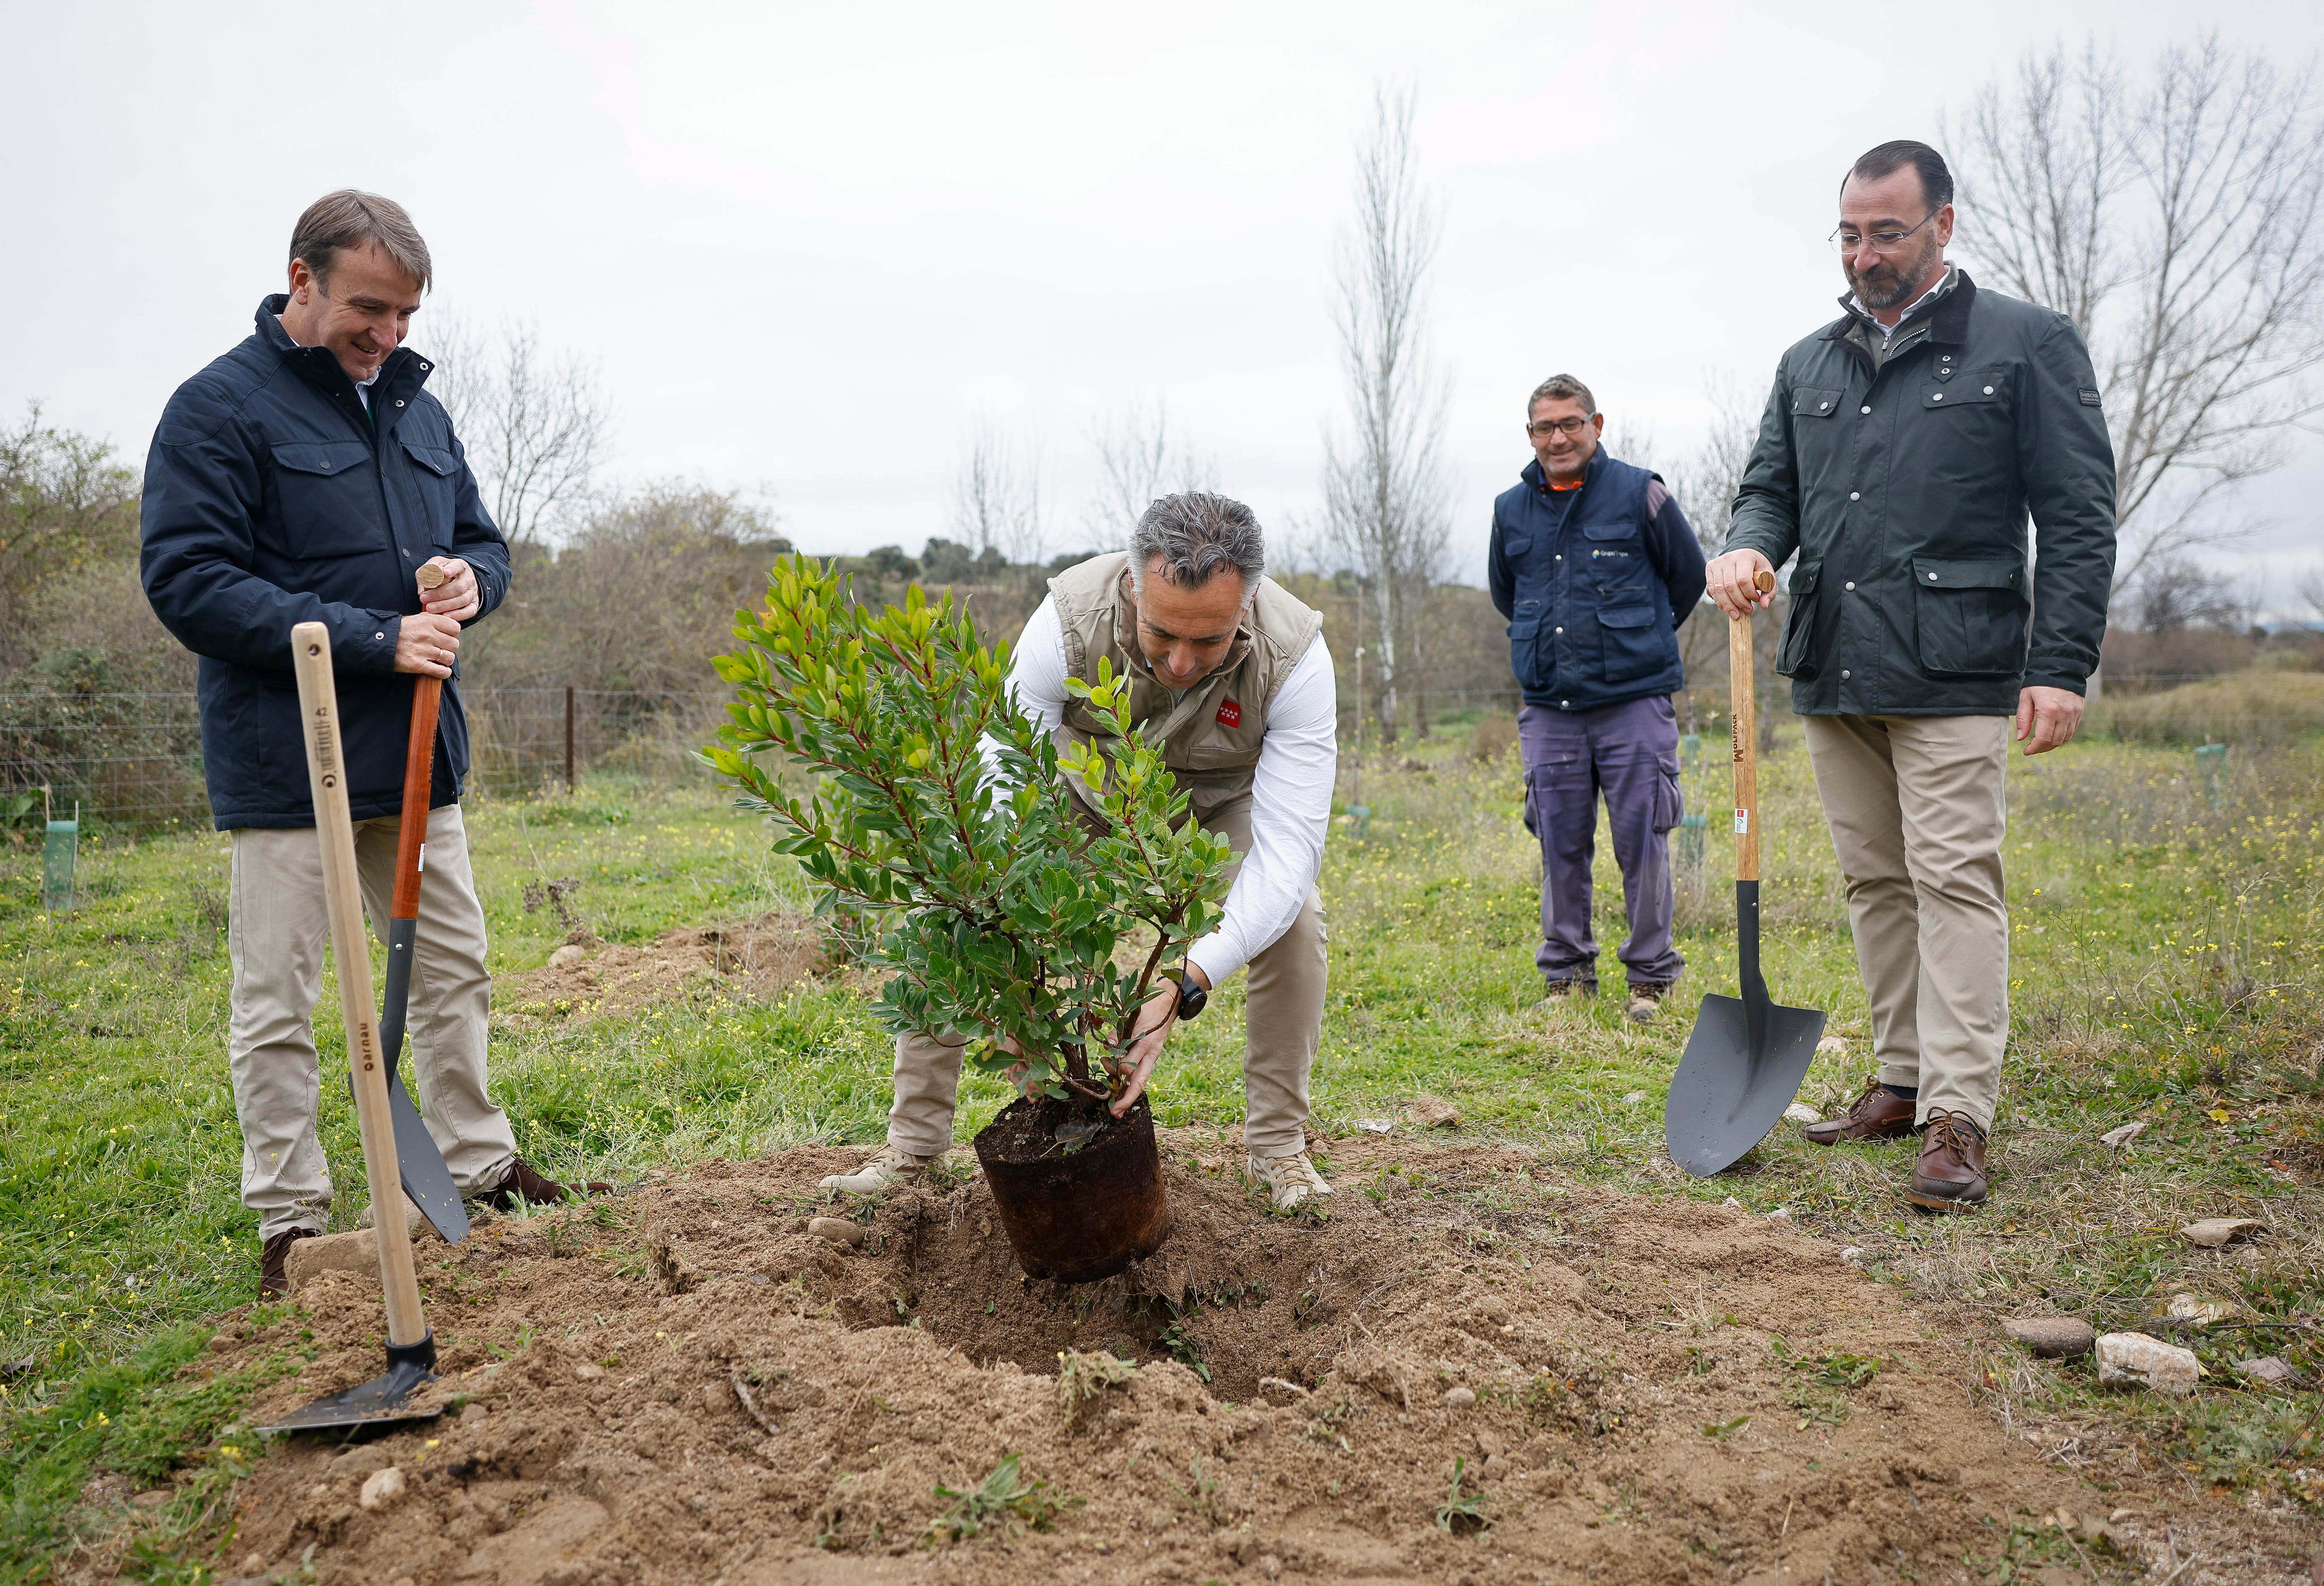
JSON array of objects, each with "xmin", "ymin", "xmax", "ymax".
[{"xmin": 6, "ymin": 0, "xmax": 2319, "ymax": 605}]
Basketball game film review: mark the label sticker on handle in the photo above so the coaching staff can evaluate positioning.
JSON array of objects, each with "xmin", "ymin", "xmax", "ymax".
[{"xmin": 1734, "ymin": 809, "xmax": 1750, "ymax": 834}]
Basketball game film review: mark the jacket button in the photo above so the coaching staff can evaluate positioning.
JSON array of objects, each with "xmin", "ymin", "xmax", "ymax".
[
  {"xmin": 1554, "ymin": 553, "xmax": 1562, "ymax": 561},
  {"xmin": 1932, "ymin": 392, "xmax": 1944, "ymax": 401},
  {"xmin": 1845, "ymin": 581, "xmax": 1855, "ymax": 591},
  {"xmin": 374, "ymin": 632, "xmax": 383, "ymax": 640},
  {"xmin": 1928, "ymin": 572, "xmax": 1940, "ymax": 580},
  {"xmin": 1819, "ymin": 401, "xmax": 1830, "ymax": 410},
  {"xmin": 1849, "ymin": 491, "xmax": 1860, "ymax": 501},
  {"xmin": 1561, "ymin": 700, "xmax": 1570, "ymax": 708},
  {"xmin": 1842, "ymin": 670, "xmax": 1851, "ymax": 680},
  {"xmin": 1860, "ymin": 405, "xmax": 1871, "ymax": 415},
  {"xmin": 395, "ymin": 399, "xmax": 405, "ymax": 408},
  {"xmin": 1983, "ymin": 385, "xmax": 1994, "ymax": 395}
]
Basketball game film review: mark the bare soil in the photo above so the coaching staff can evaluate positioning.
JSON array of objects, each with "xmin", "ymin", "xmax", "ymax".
[
  {"xmin": 492, "ymin": 916, "xmax": 829, "ymax": 1030},
  {"xmin": 158, "ymin": 1137, "xmax": 2318, "ymax": 1584}
]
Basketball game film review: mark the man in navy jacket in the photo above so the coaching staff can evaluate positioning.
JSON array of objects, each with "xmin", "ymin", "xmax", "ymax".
[
  {"xmin": 1488, "ymin": 375, "xmax": 1708, "ymax": 1022},
  {"xmin": 142, "ymin": 191, "xmax": 599, "ymax": 1298}
]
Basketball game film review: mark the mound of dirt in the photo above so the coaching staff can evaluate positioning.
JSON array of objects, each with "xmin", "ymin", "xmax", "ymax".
[
  {"xmin": 168, "ymin": 1138, "xmax": 2306, "ymax": 1584},
  {"xmin": 494, "ymin": 915, "xmax": 828, "ymax": 1030}
]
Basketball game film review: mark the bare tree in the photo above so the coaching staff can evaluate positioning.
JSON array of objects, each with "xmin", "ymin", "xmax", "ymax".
[
  {"xmin": 1663, "ymin": 376, "xmax": 1787, "ymax": 747},
  {"xmin": 1320, "ymin": 85, "xmax": 1455, "ymax": 741},
  {"xmin": 1950, "ymin": 34, "xmax": 2324, "ymax": 593},
  {"xmin": 422, "ymin": 317, "xmax": 612, "ymax": 553},
  {"xmin": 1082, "ymin": 399, "xmax": 1217, "ymax": 549},
  {"xmin": 951, "ymin": 420, "xmax": 1045, "ymax": 566}
]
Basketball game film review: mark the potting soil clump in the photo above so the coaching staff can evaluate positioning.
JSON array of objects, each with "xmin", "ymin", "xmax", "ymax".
[{"xmin": 140, "ymin": 1137, "xmax": 2250, "ymax": 1584}]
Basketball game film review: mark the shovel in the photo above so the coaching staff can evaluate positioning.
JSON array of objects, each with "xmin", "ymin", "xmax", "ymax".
[
  {"xmin": 362, "ymin": 669, "xmax": 472, "ymax": 1244},
  {"xmin": 1664, "ymin": 569, "xmax": 1827, "ymax": 1177},
  {"xmin": 260, "ymin": 623, "xmax": 443, "ymax": 1434}
]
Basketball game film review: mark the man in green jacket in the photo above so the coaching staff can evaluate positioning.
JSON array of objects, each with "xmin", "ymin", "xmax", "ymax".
[{"xmin": 1706, "ymin": 139, "xmax": 2115, "ymax": 1210}]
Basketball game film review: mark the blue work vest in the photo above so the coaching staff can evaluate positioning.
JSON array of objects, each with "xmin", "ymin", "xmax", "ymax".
[{"xmin": 1495, "ymin": 451, "xmax": 1684, "ymax": 711}]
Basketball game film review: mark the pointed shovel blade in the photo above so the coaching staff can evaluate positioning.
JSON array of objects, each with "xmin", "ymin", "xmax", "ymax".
[
  {"xmin": 386, "ymin": 1076, "xmax": 469, "ymax": 1243},
  {"xmin": 1664, "ymin": 993, "xmax": 1827, "ymax": 1178}
]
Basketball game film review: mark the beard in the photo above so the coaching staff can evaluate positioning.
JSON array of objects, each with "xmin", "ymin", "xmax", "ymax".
[{"xmin": 1845, "ymin": 232, "xmax": 1943, "ymax": 309}]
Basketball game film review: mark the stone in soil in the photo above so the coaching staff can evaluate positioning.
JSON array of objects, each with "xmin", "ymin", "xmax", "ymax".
[
  {"xmin": 2002, "ymin": 1316, "xmax": 2096, "ymax": 1358},
  {"xmin": 191, "ymin": 1135, "xmax": 2255, "ymax": 1584},
  {"xmin": 2096, "ymin": 1331, "xmax": 2202, "ymax": 1395}
]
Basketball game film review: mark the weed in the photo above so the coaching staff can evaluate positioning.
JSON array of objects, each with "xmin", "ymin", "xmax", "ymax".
[
  {"xmin": 1433, "ymin": 1455, "xmax": 1490, "ymax": 1535},
  {"xmin": 1156, "ymin": 1308, "xmax": 1211, "ymax": 1383},
  {"xmin": 1168, "ymin": 1455, "xmax": 1223, "ymax": 1528},
  {"xmin": 1056, "ymin": 1349, "xmax": 1139, "ymax": 1427},
  {"xmin": 1702, "ymin": 1415, "xmax": 1750, "ymax": 1442},
  {"xmin": 924, "ymin": 1454, "xmax": 1075, "ymax": 1545}
]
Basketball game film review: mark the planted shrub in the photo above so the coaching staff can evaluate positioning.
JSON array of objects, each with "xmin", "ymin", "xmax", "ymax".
[{"xmin": 704, "ymin": 555, "xmax": 1233, "ymax": 1111}]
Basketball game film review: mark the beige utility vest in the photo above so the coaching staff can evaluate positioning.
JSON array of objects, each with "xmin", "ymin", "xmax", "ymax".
[{"xmin": 1047, "ymin": 552, "xmax": 1324, "ymax": 803}]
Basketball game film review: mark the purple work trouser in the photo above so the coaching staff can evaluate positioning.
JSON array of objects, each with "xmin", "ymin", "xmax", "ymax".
[{"xmin": 1518, "ymin": 695, "xmax": 1685, "ymax": 987}]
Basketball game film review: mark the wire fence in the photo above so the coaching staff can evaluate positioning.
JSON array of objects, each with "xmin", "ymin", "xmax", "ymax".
[{"xmin": 4, "ymin": 674, "xmax": 2318, "ymax": 831}]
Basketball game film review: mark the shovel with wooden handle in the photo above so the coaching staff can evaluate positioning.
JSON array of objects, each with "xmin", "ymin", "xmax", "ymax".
[
  {"xmin": 260, "ymin": 622, "xmax": 443, "ymax": 1434},
  {"xmin": 1664, "ymin": 568, "xmax": 1827, "ymax": 1177}
]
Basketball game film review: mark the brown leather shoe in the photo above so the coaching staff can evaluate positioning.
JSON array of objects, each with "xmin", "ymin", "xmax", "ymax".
[
  {"xmin": 1801, "ymin": 1079, "xmax": 1916, "ymax": 1145},
  {"xmin": 259, "ymin": 1227, "xmax": 320, "ymax": 1300},
  {"xmin": 482, "ymin": 1158, "xmax": 614, "ymax": 1211},
  {"xmin": 1906, "ymin": 1110, "xmax": 1989, "ymax": 1210}
]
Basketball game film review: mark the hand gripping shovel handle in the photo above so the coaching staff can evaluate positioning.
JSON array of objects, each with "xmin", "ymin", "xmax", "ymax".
[{"xmin": 291, "ymin": 623, "xmax": 430, "ymax": 1350}]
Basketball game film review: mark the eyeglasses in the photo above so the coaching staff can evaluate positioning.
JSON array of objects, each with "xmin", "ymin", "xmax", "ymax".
[
  {"xmin": 1829, "ymin": 210, "xmax": 1939, "ymax": 255},
  {"xmin": 1526, "ymin": 417, "xmax": 1592, "ymax": 439}
]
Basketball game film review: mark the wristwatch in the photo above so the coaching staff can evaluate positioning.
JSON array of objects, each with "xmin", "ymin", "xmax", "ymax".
[{"xmin": 1175, "ymin": 973, "xmax": 1208, "ymax": 1022}]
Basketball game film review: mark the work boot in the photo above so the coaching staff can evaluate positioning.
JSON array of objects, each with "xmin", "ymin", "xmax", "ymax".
[
  {"xmin": 259, "ymin": 1227, "xmax": 320, "ymax": 1301},
  {"xmin": 1246, "ymin": 1149, "xmax": 1334, "ymax": 1213},
  {"xmin": 481, "ymin": 1158, "xmax": 613, "ymax": 1211},
  {"xmin": 1624, "ymin": 982, "xmax": 1671, "ymax": 1025},
  {"xmin": 1905, "ymin": 1110, "xmax": 1989, "ymax": 1211},
  {"xmin": 1532, "ymin": 978, "xmax": 1597, "ymax": 1010},
  {"xmin": 819, "ymin": 1145, "xmax": 936, "ymax": 1195},
  {"xmin": 1801, "ymin": 1079, "xmax": 1916, "ymax": 1145}
]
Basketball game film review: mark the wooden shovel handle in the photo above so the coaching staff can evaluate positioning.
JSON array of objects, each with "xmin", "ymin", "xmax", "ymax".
[
  {"xmin": 290, "ymin": 622, "xmax": 429, "ymax": 1349},
  {"xmin": 1728, "ymin": 568, "xmax": 1777, "ymax": 883},
  {"xmin": 391, "ymin": 678, "xmax": 442, "ymax": 919}
]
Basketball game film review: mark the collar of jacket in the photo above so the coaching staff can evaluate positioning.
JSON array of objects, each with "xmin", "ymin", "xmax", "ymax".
[
  {"xmin": 255, "ymin": 294, "xmax": 433, "ymax": 440},
  {"xmin": 1821, "ymin": 269, "xmax": 1978, "ymax": 357},
  {"xmin": 1519, "ymin": 444, "xmax": 1608, "ymax": 495}
]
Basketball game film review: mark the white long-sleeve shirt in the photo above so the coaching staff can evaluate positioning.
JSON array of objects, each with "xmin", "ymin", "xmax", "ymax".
[{"xmin": 1002, "ymin": 595, "xmax": 1336, "ymax": 987}]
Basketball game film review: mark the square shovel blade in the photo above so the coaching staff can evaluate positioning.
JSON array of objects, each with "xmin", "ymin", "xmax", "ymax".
[
  {"xmin": 257, "ymin": 1354, "xmax": 441, "ymax": 1435},
  {"xmin": 1664, "ymin": 993, "xmax": 1827, "ymax": 1178}
]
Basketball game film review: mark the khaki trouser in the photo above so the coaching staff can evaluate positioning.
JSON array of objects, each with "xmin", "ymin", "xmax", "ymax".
[
  {"xmin": 886, "ymin": 789, "xmax": 1328, "ymax": 1159},
  {"xmin": 1802, "ymin": 715, "xmax": 2009, "ymax": 1132},
  {"xmin": 228, "ymin": 804, "xmax": 515, "ymax": 1240}
]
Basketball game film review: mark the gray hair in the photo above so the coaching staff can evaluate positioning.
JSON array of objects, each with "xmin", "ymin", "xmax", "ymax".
[
  {"xmin": 1128, "ymin": 492, "xmax": 1266, "ymax": 600},
  {"xmin": 289, "ymin": 189, "xmax": 433, "ymax": 294},
  {"xmin": 1527, "ymin": 373, "xmax": 1596, "ymax": 417}
]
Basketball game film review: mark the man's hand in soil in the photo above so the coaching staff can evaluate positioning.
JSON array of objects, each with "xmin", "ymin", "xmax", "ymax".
[
  {"xmin": 419, "ymin": 556, "xmax": 480, "ymax": 622},
  {"xmin": 2015, "ymin": 685, "xmax": 2084, "ymax": 756},
  {"xmin": 395, "ymin": 612, "xmax": 462, "ymax": 679},
  {"xmin": 1110, "ymin": 965, "xmax": 1211, "ymax": 1118}
]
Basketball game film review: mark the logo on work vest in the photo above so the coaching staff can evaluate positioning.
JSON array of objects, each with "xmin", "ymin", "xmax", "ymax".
[{"xmin": 1216, "ymin": 699, "xmax": 1242, "ymax": 728}]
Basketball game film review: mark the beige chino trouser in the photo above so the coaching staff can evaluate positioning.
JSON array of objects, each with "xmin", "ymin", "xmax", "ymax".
[
  {"xmin": 886, "ymin": 790, "xmax": 1329, "ymax": 1160},
  {"xmin": 228, "ymin": 804, "xmax": 515, "ymax": 1240},
  {"xmin": 1802, "ymin": 714, "xmax": 2010, "ymax": 1133}
]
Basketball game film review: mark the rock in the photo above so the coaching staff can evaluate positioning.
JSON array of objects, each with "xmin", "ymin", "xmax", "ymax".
[
  {"xmin": 284, "ymin": 1229, "xmax": 381, "ymax": 1293},
  {"xmin": 1475, "ymin": 1431, "xmax": 1505, "ymax": 1456},
  {"xmin": 1622, "ymin": 1092, "xmax": 1647, "ymax": 1106},
  {"xmin": 1406, "ymin": 1094, "xmax": 1462, "ymax": 1129},
  {"xmin": 208, "ymin": 1333, "xmax": 236, "ymax": 1354},
  {"xmin": 1765, "ymin": 1207, "xmax": 1794, "ymax": 1224},
  {"xmin": 807, "ymin": 1217, "xmax": 866, "ymax": 1248},
  {"xmin": 1443, "ymin": 1386, "xmax": 1476, "ymax": 1409},
  {"xmin": 548, "ymin": 944, "xmax": 588, "ymax": 969},
  {"xmin": 2180, "ymin": 1217, "xmax": 2264, "ymax": 1249},
  {"xmin": 2100, "ymin": 1120, "xmax": 2148, "ymax": 1148},
  {"xmin": 1782, "ymin": 1103, "xmax": 1821, "ymax": 1125},
  {"xmin": 460, "ymin": 1400, "xmax": 489, "ymax": 1421},
  {"xmin": 1354, "ymin": 1118, "xmax": 1394, "ymax": 1134},
  {"xmin": 2095, "ymin": 1332, "xmax": 2201, "ymax": 1395},
  {"xmin": 2003, "ymin": 1317, "xmax": 2096, "ymax": 1359},
  {"xmin": 2164, "ymin": 1292, "xmax": 2234, "ymax": 1328},
  {"xmin": 1840, "ymin": 1246, "xmax": 1866, "ymax": 1264},
  {"xmin": 358, "ymin": 1467, "xmax": 407, "ymax": 1512},
  {"xmin": 329, "ymin": 1444, "xmax": 392, "ymax": 1478},
  {"xmin": 574, "ymin": 1362, "xmax": 605, "ymax": 1381},
  {"xmin": 1815, "ymin": 1035, "xmax": 1847, "ymax": 1054},
  {"xmin": 2235, "ymin": 1356, "xmax": 2298, "ymax": 1387}
]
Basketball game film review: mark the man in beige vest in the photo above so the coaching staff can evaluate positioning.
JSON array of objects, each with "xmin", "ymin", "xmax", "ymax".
[{"xmin": 821, "ymin": 493, "xmax": 1340, "ymax": 1210}]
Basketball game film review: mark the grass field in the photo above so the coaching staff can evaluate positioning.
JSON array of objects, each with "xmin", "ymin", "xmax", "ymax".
[{"xmin": 4, "ymin": 718, "xmax": 2322, "ymax": 1579}]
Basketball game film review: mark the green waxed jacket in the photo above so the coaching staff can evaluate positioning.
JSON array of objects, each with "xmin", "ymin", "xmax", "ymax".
[{"xmin": 1727, "ymin": 271, "xmax": 2117, "ymax": 716}]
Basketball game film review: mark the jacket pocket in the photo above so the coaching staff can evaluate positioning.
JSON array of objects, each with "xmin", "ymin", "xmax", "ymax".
[
  {"xmin": 399, "ymin": 436, "xmax": 461, "ymax": 547},
  {"xmin": 1791, "ymin": 387, "xmax": 1845, "ymax": 419},
  {"xmin": 268, "ymin": 441, "xmax": 376, "ymax": 560},
  {"xmin": 1508, "ymin": 603, "xmax": 1549, "ymax": 693},
  {"xmin": 1776, "ymin": 560, "xmax": 1821, "ymax": 679},
  {"xmin": 1913, "ymin": 557, "xmax": 2029, "ymax": 677},
  {"xmin": 1596, "ymin": 603, "xmax": 1673, "ymax": 686}
]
